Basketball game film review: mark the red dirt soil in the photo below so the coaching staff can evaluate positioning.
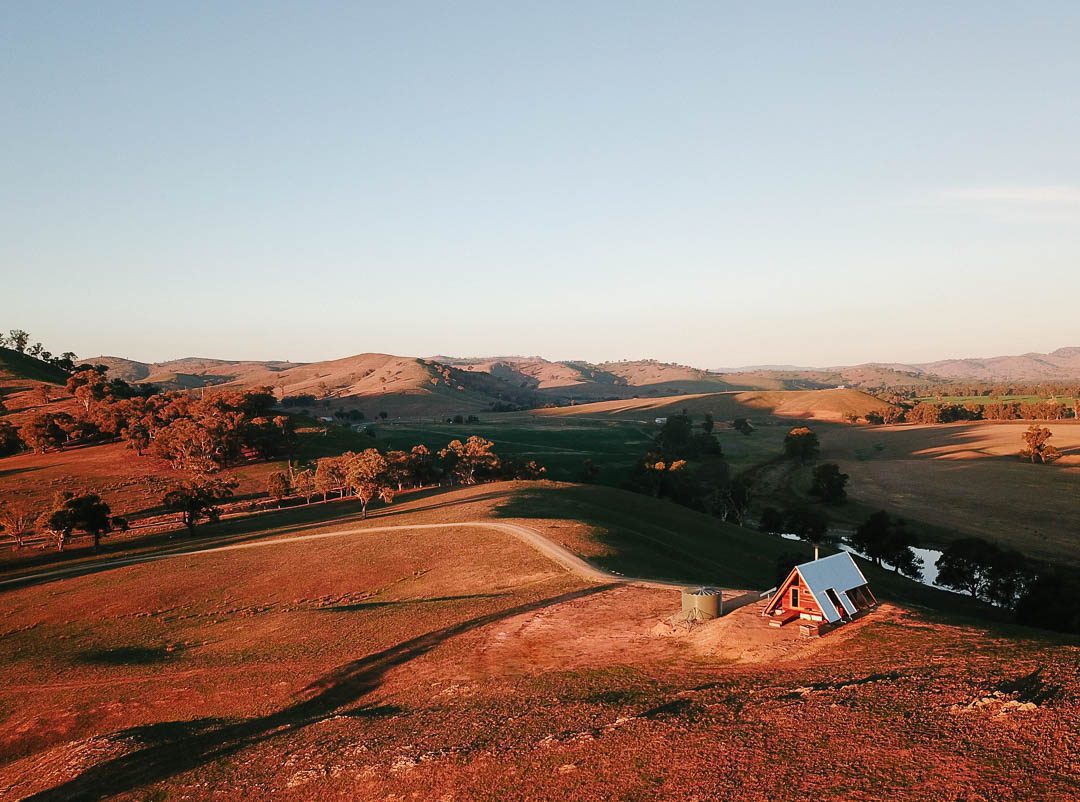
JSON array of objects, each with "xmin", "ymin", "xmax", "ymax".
[{"xmin": 0, "ymin": 493, "xmax": 1076, "ymax": 801}]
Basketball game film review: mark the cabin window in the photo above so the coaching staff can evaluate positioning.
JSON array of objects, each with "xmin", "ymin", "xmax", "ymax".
[{"xmin": 790, "ymin": 587, "xmax": 799, "ymax": 607}]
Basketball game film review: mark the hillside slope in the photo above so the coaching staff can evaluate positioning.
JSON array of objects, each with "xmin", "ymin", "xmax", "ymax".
[
  {"xmin": 911, "ymin": 346, "xmax": 1080, "ymax": 381},
  {"xmin": 86, "ymin": 345, "xmax": 1080, "ymax": 417},
  {"xmin": 716, "ymin": 346, "xmax": 1080, "ymax": 385},
  {"xmin": 1, "ymin": 481, "xmax": 1071, "ymax": 801},
  {"xmin": 528, "ymin": 388, "xmax": 892, "ymax": 422},
  {"xmin": 0, "ymin": 347, "xmax": 69, "ymax": 385},
  {"xmin": 441, "ymin": 356, "xmax": 792, "ymax": 399},
  {"xmin": 89, "ymin": 355, "xmax": 302, "ymax": 387}
]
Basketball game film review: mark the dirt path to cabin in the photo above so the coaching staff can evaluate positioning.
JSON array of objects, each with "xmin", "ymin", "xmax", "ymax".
[{"xmin": 0, "ymin": 521, "xmax": 720, "ymax": 594}]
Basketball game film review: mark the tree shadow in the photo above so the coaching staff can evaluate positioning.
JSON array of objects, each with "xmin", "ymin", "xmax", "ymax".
[
  {"xmin": 74, "ymin": 646, "xmax": 175, "ymax": 666},
  {"xmin": 320, "ymin": 593, "xmax": 510, "ymax": 612},
  {"xmin": 338, "ymin": 704, "xmax": 404, "ymax": 719},
  {"xmin": 491, "ymin": 483, "xmax": 785, "ymax": 590},
  {"xmin": 26, "ymin": 583, "xmax": 617, "ymax": 801},
  {"xmin": 0, "ymin": 464, "xmax": 51, "ymax": 480}
]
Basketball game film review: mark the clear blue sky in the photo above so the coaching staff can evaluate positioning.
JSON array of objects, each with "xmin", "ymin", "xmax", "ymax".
[{"xmin": 2, "ymin": 2, "xmax": 1078, "ymax": 367}]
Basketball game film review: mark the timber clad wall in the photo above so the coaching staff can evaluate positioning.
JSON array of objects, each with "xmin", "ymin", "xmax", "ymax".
[{"xmin": 784, "ymin": 575, "xmax": 823, "ymax": 618}]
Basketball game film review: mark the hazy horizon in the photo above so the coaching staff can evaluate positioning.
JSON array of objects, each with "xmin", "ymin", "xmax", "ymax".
[
  {"xmin": 4, "ymin": 3, "xmax": 1078, "ymax": 366},
  {"xmin": 40, "ymin": 338, "xmax": 1079, "ymax": 373}
]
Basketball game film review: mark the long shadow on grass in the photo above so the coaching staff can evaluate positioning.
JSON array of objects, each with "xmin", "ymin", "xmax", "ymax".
[
  {"xmin": 492, "ymin": 484, "xmax": 784, "ymax": 590},
  {"xmin": 27, "ymin": 583, "xmax": 617, "ymax": 802},
  {"xmin": 75, "ymin": 646, "xmax": 175, "ymax": 666},
  {"xmin": 0, "ymin": 464, "xmax": 51, "ymax": 480},
  {"xmin": 321, "ymin": 593, "xmax": 510, "ymax": 612}
]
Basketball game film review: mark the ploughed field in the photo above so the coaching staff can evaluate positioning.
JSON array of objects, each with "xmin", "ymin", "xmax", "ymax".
[{"xmin": 0, "ymin": 485, "xmax": 1077, "ymax": 801}]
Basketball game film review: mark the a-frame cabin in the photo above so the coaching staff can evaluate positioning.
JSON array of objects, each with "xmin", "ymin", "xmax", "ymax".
[{"xmin": 763, "ymin": 552, "xmax": 877, "ymax": 634}]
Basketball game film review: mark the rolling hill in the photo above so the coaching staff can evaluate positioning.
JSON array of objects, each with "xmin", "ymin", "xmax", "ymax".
[
  {"xmin": 84, "ymin": 345, "xmax": 1080, "ymax": 419},
  {"xmin": 908, "ymin": 346, "xmax": 1080, "ymax": 381},
  {"xmin": 526, "ymin": 388, "xmax": 894, "ymax": 423},
  {"xmin": 0, "ymin": 347, "xmax": 69, "ymax": 385},
  {"xmin": 715, "ymin": 346, "xmax": 1080, "ymax": 386},
  {"xmin": 89, "ymin": 353, "xmax": 551, "ymax": 416},
  {"xmin": 88, "ymin": 353, "xmax": 799, "ymax": 415},
  {"xmin": 1, "ymin": 482, "xmax": 1073, "ymax": 800}
]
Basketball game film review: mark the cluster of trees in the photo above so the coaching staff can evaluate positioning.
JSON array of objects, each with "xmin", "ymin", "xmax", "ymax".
[
  {"xmin": 2, "ymin": 434, "xmax": 545, "ymax": 549},
  {"xmin": 783, "ymin": 427, "xmax": 820, "ymax": 462},
  {"xmin": 4, "ymin": 368, "xmax": 296, "ymax": 473},
  {"xmin": 280, "ymin": 394, "xmax": 317, "ymax": 408},
  {"xmin": 862, "ymin": 407, "xmax": 906, "ymax": 425},
  {"xmin": 0, "ymin": 419, "xmax": 25, "ymax": 457},
  {"xmin": 0, "ymin": 492, "xmax": 127, "ymax": 552},
  {"xmin": 759, "ymin": 506, "xmax": 833, "ymax": 559},
  {"xmin": 622, "ymin": 412, "xmax": 751, "ymax": 524},
  {"xmin": 934, "ymin": 538, "xmax": 1031, "ymax": 607},
  {"xmin": 446, "ymin": 414, "xmax": 481, "ymax": 425},
  {"xmin": 910, "ymin": 382, "xmax": 1080, "ymax": 400},
  {"xmin": 622, "ymin": 420, "xmax": 852, "ymax": 554},
  {"xmin": 266, "ymin": 436, "xmax": 544, "ymax": 517},
  {"xmin": 864, "ymin": 399, "xmax": 1077, "ymax": 425},
  {"xmin": 851, "ymin": 511, "xmax": 922, "ymax": 578},
  {"xmin": 755, "ymin": 428, "xmax": 853, "ymax": 559},
  {"xmin": 1, "ymin": 478, "xmax": 236, "ymax": 551},
  {"xmin": 162, "ymin": 477, "xmax": 239, "ymax": 533},
  {"xmin": 931, "ymin": 535, "xmax": 1080, "ymax": 635},
  {"xmin": 0, "ymin": 328, "xmax": 78, "ymax": 371}
]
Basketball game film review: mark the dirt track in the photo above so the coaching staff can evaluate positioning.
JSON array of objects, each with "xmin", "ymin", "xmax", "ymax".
[{"xmin": 0, "ymin": 520, "xmax": 714, "ymax": 594}]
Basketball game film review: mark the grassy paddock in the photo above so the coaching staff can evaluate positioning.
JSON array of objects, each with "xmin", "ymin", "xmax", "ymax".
[
  {"xmin": 376, "ymin": 416, "xmax": 791, "ymax": 484},
  {"xmin": 816, "ymin": 421, "xmax": 1080, "ymax": 565}
]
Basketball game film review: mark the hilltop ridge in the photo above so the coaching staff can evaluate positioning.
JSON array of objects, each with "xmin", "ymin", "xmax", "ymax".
[{"xmin": 75, "ymin": 345, "xmax": 1080, "ymax": 417}]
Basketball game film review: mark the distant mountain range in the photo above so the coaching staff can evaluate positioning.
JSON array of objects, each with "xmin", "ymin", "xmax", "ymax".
[
  {"xmin": 714, "ymin": 347, "xmax": 1080, "ymax": 383},
  {"xmin": 901, "ymin": 346, "xmax": 1080, "ymax": 381},
  {"xmin": 72, "ymin": 346, "xmax": 1079, "ymax": 417}
]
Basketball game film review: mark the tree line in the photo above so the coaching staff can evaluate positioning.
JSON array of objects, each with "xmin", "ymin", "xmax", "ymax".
[
  {"xmin": 862, "ymin": 399, "xmax": 1078, "ymax": 426},
  {"xmin": 897, "ymin": 382, "xmax": 1080, "ymax": 400},
  {"xmin": 934, "ymin": 536, "xmax": 1080, "ymax": 634},
  {"xmin": 0, "ymin": 434, "xmax": 544, "ymax": 551},
  {"xmin": 270, "ymin": 435, "xmax": 544, "ymax": 513},
  {"xmin": 1, "ymin": 367, "xmax": 296, "ymax": 470}
]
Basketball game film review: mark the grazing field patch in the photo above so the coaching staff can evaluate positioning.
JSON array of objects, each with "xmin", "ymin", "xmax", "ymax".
[{"xmin": 818, "ymin": 421, "xmax": 1080, "ymax": 563}]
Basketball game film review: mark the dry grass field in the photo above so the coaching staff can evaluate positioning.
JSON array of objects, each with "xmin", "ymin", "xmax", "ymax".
[
  {"xmin": 818, "ymin": 421, "xmax": 1080, "ymax": 564},
  {"xmin": 527, "ymin": 388, "xmax": 892, "ymax": 423},
  {"xmin": 0, "ymin": 482, "xmax": 1077, "ymax": 801},
  {"xmin": 0, "ymin": 440, "xmax": 280, "ymax": 519}
]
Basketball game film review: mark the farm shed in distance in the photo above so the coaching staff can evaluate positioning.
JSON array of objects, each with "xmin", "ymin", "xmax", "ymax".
[{"xmin": 764, "ymin": 552, "xmax": 877, "ymax": 636}]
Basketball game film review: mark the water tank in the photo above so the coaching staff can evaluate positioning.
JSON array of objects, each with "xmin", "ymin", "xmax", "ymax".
[{"xmin": 681, "ymin": 586, "xmax": 722, "ymax": 620}]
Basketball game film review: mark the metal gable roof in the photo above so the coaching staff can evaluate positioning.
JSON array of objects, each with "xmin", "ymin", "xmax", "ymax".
[{"xmin": 795, "ymin": 552, "xmax": 869, "ymax": 624}]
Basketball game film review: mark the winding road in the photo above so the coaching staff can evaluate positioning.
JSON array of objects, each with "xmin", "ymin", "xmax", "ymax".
[{"xmin": 0, "ymin": 521, "xmax": 704, "ymax": 594}]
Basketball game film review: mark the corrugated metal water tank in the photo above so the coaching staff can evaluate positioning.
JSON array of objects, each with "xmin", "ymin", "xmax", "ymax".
[{"xmin": 681, "ymin": 586, "xmax": 722, "ymax": 620}]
